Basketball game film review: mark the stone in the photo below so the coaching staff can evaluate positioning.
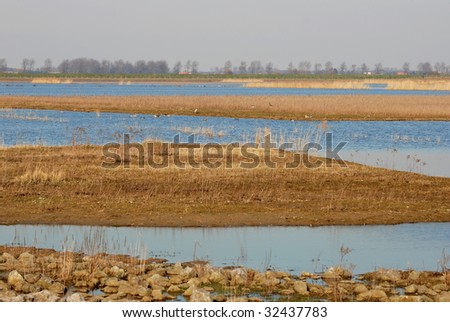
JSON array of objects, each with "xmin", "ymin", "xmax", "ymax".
[
  {"xmin": 18, "ymin": 252, "xmax": 35, "ymax": 266},
  {"xmin": 279, "ymin": 289, "xmax": 295, "ymax": 296},
  {"xmin": 66, "ymin": 293, "xmax": 85, "ymax": 302},
  {"xmin": 189, "ymin": 289, "xmax": 212, "ymax": 302},
  {"xmin": 432, "ymin": 283, "xmax": 448, "ymax": 292},
  {"xmin": 118, "ymin": 284, "xmax": 148, "ymax": 297},
  {"xmin": 408, "ymin": 271, "xmax": 421, "ymax": 281},
  {"xmin": 208, "ymin": 271, "xmax": 226, "ymax": 284},
  {"xmin": 167, "ymin": 285, "xmax": 181, "ymax": 293},
  {"xmin": 109, "ymin": 266, "xmax": 126, "ymax": 279},
  {"xmin": 230, "ymin": 268, "xmax": 247, "ymax": 287},
  {"xmin": 389, "ymin": 295, "xmax": 424, "ymax": 302},
  {"xmin": 102, "ymin": 286, "xmax": 119, "ymax": 294},
  {"xmin": 437, "ymin": 291, "xmax": 450, "ymax": 302},
  {"xmin": 183, "ymin": 285, "xmax": 197, "ymax": 297},
  {"xmin": 49, "ymin": 282, "xmax": 66, "ymax": 295},
  {"xmin": 323, "ymin": 267, "xmax": 352, "ymax": 280},
  {"xmin": 104, "ymin": 277, "xmax": 121, "ymax": 287},
  {"xmin": 353, "ymin": 284, "xmax": 369, "ymax": 294},
  {"xmin": 356, "ymin": 290, "xmax": 388, "ymax": 302},
  {"xmin": 372, "ymin": 269, "xmax": 402, "ymax": 284},
  {"xmin": 151, "ymin": 289, "xmax": 164, "ymax": 301},
  {"xmin": 37, "ymin": 276, "xmax": 54, "ymax": 290},
  {"xmin": 24, "ymin": 274, "xmax": 41, "ymax": 284},
  {"xmin": 7, "ymin": 270, "xmax": 31, "ymax": 292},
  {"xmin": 405, "ymin": 285, "xmax": 417, "ymax": 294},
  {"xmin": 147, "ymin": 274, "xmax": 168, "ymax": 289},
  {"xmin": 293, "ymin": 281, "xmax": 309, "ymax": 296},
  {"xmin": 2, "ymin": 253, "xmax": 17, "ymax": 265},
  {"xmin": 31, "ymin": 290, "xmax": 60, "ymax": 302}
]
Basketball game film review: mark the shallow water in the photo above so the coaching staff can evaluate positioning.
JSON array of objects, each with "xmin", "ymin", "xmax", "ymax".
[
  {"xmin": 1, "ymin": 109, "xmax": 449, "ymax": 176},
  {"xmin": 1, "ymin": 224, "xmax": 449, "ymax": 274},
  {"xmin": 1, "ymin": 82, "xmax": 450, "ymax": 96}
]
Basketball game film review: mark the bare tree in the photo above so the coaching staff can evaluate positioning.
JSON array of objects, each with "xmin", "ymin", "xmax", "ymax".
[
  {"xmin": 0, "ymin": 58, "xmax": 7, "ymax": 72},
  {"xmin": 287, "ymin": 62, "xmax": 295, "ymax": 74},
  {"xmin": 184, "ymin": 60, "xmax": 192, "ymax": 73},
  {"xmin": 314, "ymin": 63, "xmax": 322, "ymax": 74},
  {"xmin": 339, "ymin": 62, "xmax": 347, "ymax": 74},
  {"xmin": 22, "ymin": 58, "xmax": 30, "ymax": 72},
  {"xmin": 324, "ymin": 61, "xmax": 334, "ymax": 74},
  {"xmin": 402, "ymin": 62, "xmax": 410, "ymax": 74},
  {"xmin": 298, "ymin": 61, "xmax": 311, "ymax": 74},
  {"xmin": 58, "ymin": 60, "xmax": 70, "ymax": 73},
  {"xmin": 191, "ymin": 61, "xmax": 199, "ymax": 74},
  {"xmin": 249, "ymin": 61, "xmax": 263, "ymax": 74},
  {"xmin": 172, "ymin": 61, "xmax": 182, "ymax": 74},
  {"xmin": 351, "ymin": 64, "xmax": 357, "ymax": 74},
  {"xmin": 265, "ymin": 62, "xmax": 274, "ymax": 74},
  {"xmin": 224, "ymin": 60, "xmax": 233, "ymax": 74},
  {"xmin": 42, "ymin": 58, "xmax": 53, "ymax": 73},
  {"xmin": 434, "ymin": 62, "xmax": 446, "ymax": 74},
  {"xmin": 374, "ymin": 62, "xmax": 384, "ymax": 74},
  {"xmin": 417, "ymin": 62, "xmax": 432, "ymax": 75},
  {"xmin": 361, "ymin": 63, "xmax": 369, "ymax": 74},
  {"xmin": 238, "ymin": 61, "xmax": 247, "ymax": 74}
]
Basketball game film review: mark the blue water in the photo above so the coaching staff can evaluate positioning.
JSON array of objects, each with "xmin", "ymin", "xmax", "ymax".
[
  {"xmin": 2, "ymin": 82, "xmax": 450, "ymax": 96},
  {"xmin": 1, "ymin": 109, "xmax": 449, "ymax": 176},
  {"xmin": 1, "ymin": 224, "xmax": 449, "ymax": 274}
]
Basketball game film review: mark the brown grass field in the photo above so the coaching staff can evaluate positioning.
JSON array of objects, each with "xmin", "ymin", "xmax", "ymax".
[
  {"xmin": 1, "ymin": 95, "xmax": 449, "ymax": 121},
  {"xmin": 1, "ymin": 145, "xmax": 449, "ymax": 227},
  {"xmin": 244, "ymin": 78, "xmax": 450, "ymax": 91}
]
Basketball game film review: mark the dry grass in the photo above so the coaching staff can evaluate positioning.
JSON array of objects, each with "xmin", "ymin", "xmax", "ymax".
[
  {"xmin": 1, "ymin": 95, "xmax": 449, "ymax": 121},
  {"xmin": 1, "ymin": 145, "xmax": 449, "ymax": 227},
  {"xmin": 13, "ymin": 168, "xmax": 65, "ymax": 184},
  {"xmin": 244, "ymin": 79, "xmax": 450, "ymax": 91}
]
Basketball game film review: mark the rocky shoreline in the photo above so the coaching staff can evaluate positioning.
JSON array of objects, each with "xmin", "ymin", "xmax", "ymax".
[{"xmin": 1, "ymin": 246, "xmax": 449, "ymax": 302}]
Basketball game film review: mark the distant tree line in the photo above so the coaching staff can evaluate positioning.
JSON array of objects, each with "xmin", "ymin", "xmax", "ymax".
[{"xmin": 0, "ymin": 57, "xmax": 449, "ymax": 75}]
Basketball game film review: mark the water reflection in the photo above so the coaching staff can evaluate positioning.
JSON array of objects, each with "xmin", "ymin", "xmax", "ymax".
[{"xmin": 1, "ymin": 224, "xmax": 449, "ymax": 274}]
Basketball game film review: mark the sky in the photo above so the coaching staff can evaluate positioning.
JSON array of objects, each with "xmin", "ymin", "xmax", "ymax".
[{"xmin": 1, "ymin": 0, "xmax": 450, "ymax": 71}]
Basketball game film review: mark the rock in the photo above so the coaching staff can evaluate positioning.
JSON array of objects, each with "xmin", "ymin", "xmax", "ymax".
[
  {"xmin": 353, "ymin": 284, "xmax": 369, "ymax": 294},
  {"xmin": 18, "ymin": 252, "xmax": 35, "ymax": 266},
  {"xmin": 1, "ymin": 253, "xmax": 17, "ymax": 265},
  {"xmin": 166, "ymin": 263, "xmax": 184, "ymax": 275},
  {"xmin": 356, "ymin": 290, "xmax": 388, "ymax": 302},
  {"xmin": 372, "ymin": 269, "xmax": 402, "ymax": 283},
  {"xmin": 190, "ymin": 289, "xmax": 212, "ymax": 302},
  {"xmin": 408, "ymin": 271, "xmax": 421, "ymax": 281},
  {"xmin": 183, "ymin": 286, "xmax": 196, "ymax": 297},
  {"xmin": 49, "ymin": 282, "xmax": 66, "ymax": 295},
  {"xmin": 437, "ymin": 291, "xmax": 450, "ymax": 302},
  {"xmin": 102, "ymin": 286, "xmax": 119, "ymax": 294},
  {"xmin": 432, "ymin": 283, "xmax": 448, "ymax": 292},
  {"xmin": 109, "ymin": 266, "xmax": 126, "ymax": 279},
  {"xmin": 151, "ymin": 289, "xmax": 164, "ymax": 301},
  {"xmin": 230, "ymin": 268, "xmax": 247, "ymax": 287},
  {"xmin": 405, "ymin": 285, "xmax": 417, "ymax": 294},
  {"xmin": 167, "ymin": 285, "xmax": 181, "ymax": 293},
  {"xmin": 147, "ymin": 274, "xmax": 168, "ymax": 290},
  {"xmin": 323, "ymin": 267, "xmax": 352, "ymax": 280},
  {"xmin": 293, "ymin": 281, "xmax": 309, "ymax": 296},
  {"xmin": 66, "ymin": 293, "xmax": 85, "ymax": 302},
  {"xmin": 28, "ymin": 290, "xmax": 60, "ymax": 302},
  {"xmin": 279, "ymin": 289, "xmax": 295, "ymax": 296},
  {"xmin": 7, "ymin": 270, "xmax": 31, "ymax": 292},
  {"xmin": 0, "ymin": 280, "xmax": 10, "ymax": 291},
  {"xmin": 118, "ymin": 284, "xmax": 148, "ymax": 297},
  {"xmin": 104, "ymin": 277, "xmax": 121, "ymax": 287},
  {"xmin": 7, "ymin": 270, "xmax": 24, "ymax": 285},
  {"xmin": 24, "ymin": 274, "xmax": 41, "ymax": 284},
  {"xmin": 208, "ymin": 271, "xmax": 226, "ymax": 284},
  {"xmin": 36, "ymin": 276, "xmax": 54, "ymax": 290}
]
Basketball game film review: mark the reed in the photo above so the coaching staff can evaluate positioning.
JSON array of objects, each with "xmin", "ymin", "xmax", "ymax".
[
  {"xmin": 1, "ymin": 145, "xmax": 449, "ymax": 227},
  {"xmin": 1, "ymin": 95, "xmax": 449, "ymax": 121}
]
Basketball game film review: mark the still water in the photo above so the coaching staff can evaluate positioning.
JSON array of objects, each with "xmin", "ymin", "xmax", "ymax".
[
  {"xmin": 2, "ymin": 82, "xmax": 450, "ymax": 96},
  {"xmin": 1, "ymin": 109, "xmax": 449, "ymax": 176},
  {"xmin": 1, "ymin": 224, "xmax": 449, "ymax": 274}
]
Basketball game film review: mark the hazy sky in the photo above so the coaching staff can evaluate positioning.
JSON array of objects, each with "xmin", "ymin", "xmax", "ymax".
[{"xmin": 1, "ymin": 0, "xmax": 449, "ymax": 70}]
